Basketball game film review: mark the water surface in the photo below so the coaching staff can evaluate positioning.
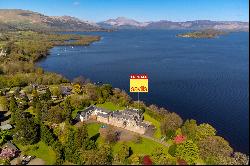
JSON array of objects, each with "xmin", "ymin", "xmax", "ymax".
[{"xmin": 38, "ymin": 30, "xmax": 249, "ymax": 153}]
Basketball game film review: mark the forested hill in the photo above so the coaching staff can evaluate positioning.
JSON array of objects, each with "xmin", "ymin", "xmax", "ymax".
[{"xmin": 0, "ymin": 9, "xmax": 105, "ymax": 32}]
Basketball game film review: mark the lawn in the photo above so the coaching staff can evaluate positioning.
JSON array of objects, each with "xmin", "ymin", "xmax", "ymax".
[
  {"xmin": 16, "ymin": 141, "xmax": 56, "ymax": 165},
  {"xmin": 113, "ymin": 137, "xmax": 169, "ymax": 156},
  {"xmin": 86, "ymin": 122, "xmax": 104, "ymax": 144},
  {"xmin": 143, "ymin": 113, "xmax": 162, "ymax": 139},
  {"xmin": 96, "ymin": 102, "xmax": 125, "ymax": 111},
  {"xmin": 87, "ymin": 123, "xmax": 102, "ymax": 137}
]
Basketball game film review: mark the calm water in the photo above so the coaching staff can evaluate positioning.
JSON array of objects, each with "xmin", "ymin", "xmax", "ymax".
[{"xmin": 38, "ymin": 30, "xmax": 249, "ymax": 153}]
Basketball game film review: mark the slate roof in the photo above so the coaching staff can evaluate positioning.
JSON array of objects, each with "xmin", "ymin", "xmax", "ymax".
[
  {"xmin": 94, "ymin": 106, "xmax": 110, "ymax": 114},
  {"xmin": 3, "ymin": 141, "xmax": 19, "ymax": 151},
  {"xmin": 79, "ymin": 105, "xmax": 95, "ymax": 116},
  {"xmin": 97, "ymin": 113, "xmax": 109, "ymax": 118}
]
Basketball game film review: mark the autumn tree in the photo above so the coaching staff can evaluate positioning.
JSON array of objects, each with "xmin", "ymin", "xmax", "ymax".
[
  {"xmin": 175, "ymin": 140, "xmax": 199, "ymax": 165},
  {"xmin": 0, "ymin": 96, "xmax": 8, "ymax": 111},
  {"xmin": 151, "ymin": 147, "xmax": 175, "ymax": 165},
  {"xmin": 115, "ymin": 143, "xmax": 131, "ymax": 163},
  {"xmin": 102, "ymin": 127, "xmax": 119, "ymax": 144},
  {"xmin": 181, "ymin": 119, "xmax": 198, "ymax": 141},
  {"xmin": 160, "ymin": 112, "xmax": 183, "ymax": 136},
  {"xmin": 82, "ymin": 144, "xmax": 113, "ymax": 165},
  {"xmin": 46, "ymin": 105, "xmax": 64, "ymax": 124},
  {"xmin": 198, "ymin": 136, "xmax": 233, "ymax": 163},
  {"xmin": 232, "ymin": 152, "xmax": 249, "ymax": 165}
]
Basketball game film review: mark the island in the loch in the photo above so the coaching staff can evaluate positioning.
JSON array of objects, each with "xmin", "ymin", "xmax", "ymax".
[{"xmin": 176, "ymin": 29, "xmax": 228, "ymax": 38}]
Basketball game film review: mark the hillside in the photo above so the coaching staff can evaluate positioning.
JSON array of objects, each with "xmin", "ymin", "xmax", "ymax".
[
  {"xmin": 0, "ymin": 9, "xmax": 105, "ymax": 32},
  {"xmin": 98, "ymin": 17, "xmax": 249, "ymax": 31}
]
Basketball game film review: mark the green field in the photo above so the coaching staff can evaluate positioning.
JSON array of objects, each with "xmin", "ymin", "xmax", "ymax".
[
  {"xmin": 16, "ymin": 141, "xmax": 56, "ymax": 165},
  {"xmin": 143, "ymin": 113, "xmax": 162, "ymax": 138},
  {"xmin": 113, "ymin": 137, "xmax": 169, "ymax": 156},
  {"xmin": 96, "ymin": 102, "xmax": 125, "ymax": 111}
]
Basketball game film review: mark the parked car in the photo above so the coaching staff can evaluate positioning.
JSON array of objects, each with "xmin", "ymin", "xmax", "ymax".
[{"xmin": 22, "ymin": 155, "xmax": 27, "ymax": 159}]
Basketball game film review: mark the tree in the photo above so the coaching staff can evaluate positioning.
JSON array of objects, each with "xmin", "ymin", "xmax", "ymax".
[
  {"xmin": 51, "ymin": 86, "xmax": 62, "ymax": 97},
  {"xmin": 142, "ymin": 156, "xmax": 153, "ymax": 165},
  {"xmin": 151, "ymin": 147, "xmax": 175, "ymax": 165},
  {"xmin": 198, "ymin": 136, "xmax": 233, "ymax": 162},
  {"xmin": 0, "ymin": 130, "xmax": 12, "ymax": 146},
  {"xmin": 74, "ymin": 124, "xmax": 90, "ymax": 150},
  {"xmin": 102, "ymin": 127, "xmax": 119, "ymax": 144},
  {"xmin": 130, "ymin": 154, "xmax": 142, "ymax": 165},
  {"xmin": 73, "ymin": 84, "xmax": 82, "ymax": 94},
  {"xmin": 46, "ymin": 105, "xmax": 64, "ymax": 124},
  {"xmin": 35, "ymin": 101, "xmax": 42, "ymax": 123},
  {"xmin": 181, "ymin": 119, "xmax": 198, "ymax": 141},
  {"xmin": 40, "ymin": 88, "xmax": 51, "ymax": 101},
  {"xmin": 100, "ymin": 84, "xmax": 113, "ymax": 101},
  {"xmin": 115, "ymin": 143, "xmax": 131, "ymax": 163},
  {"xmin": 60, "ymin": 98, "xmax": 73, "ymax": 123},
  {"xmin": 173, "ymin": 134, "xmax": 187, "ymax": 144},
  {"xmin": 13, "ymin": 112, "xmax": 39, "ymax": 145},
  {"xmin": 182, "ymin": 120, "xmax": 216, "ymax": 142},
  {"xmin": 40, "ymin": 123, "xmax": 55, "ymax": 146},
  {"xmin": 9, "ymin": 95, "xmax": 17, "ymax": 113},
  {"xmin": 175, "ymin": 140, "xmax": 199, "ymax": 165},
  {"xmin": 160, "ymin": 112, "xmax": 183, "ymax": 135},
  {"xmin": 0, "ymin": 96, "xmax": 8, "ymax": 111},
  {"xmin": 64, "ymin": 128, "xmax": 78, "ymax": 163},
  {"xmin": 53, "ymin": 141, "xmax": 65, "ymax": 165},
  {"xmin": 73, "ymin": 76, "xmax": 90, "ymax": 86},
  {"xmin": 97, "ymin": 145, "xmax": 113, "ymax": 165},
  {"xmin": 195, "ymin": 123, "xmax": 216, "ymax": 142},
  {"xmin": 232, "ymin": 152, "xmax": 249, "ymax": 165}
]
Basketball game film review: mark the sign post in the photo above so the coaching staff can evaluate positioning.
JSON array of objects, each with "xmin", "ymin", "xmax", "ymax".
[{"xmin": 130, "ymin": 74, "xmax": 148, "ymax": 109}]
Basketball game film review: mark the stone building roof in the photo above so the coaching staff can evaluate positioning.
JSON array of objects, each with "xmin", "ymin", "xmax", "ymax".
[
  {"xmin": 97, "ymin": 113, "xmax": 109, "ymax": 118},
  {"xmin": 2, "ymin": 141, "xmax": 19, "ymax": 151}
]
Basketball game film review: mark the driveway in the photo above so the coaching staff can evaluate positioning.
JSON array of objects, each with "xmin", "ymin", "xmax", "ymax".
[{"xmin": 27, "ymin": 158, "xmax": 45, "ymax": 165}]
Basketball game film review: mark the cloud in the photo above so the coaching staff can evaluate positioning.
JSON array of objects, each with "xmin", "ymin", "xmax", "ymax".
[{"xmin": 73, "ymin": 1, "xmax": 80, "ymax": 6}]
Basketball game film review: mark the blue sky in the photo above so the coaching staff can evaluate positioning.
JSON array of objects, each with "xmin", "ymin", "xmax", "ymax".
[{"xmin": 0, "ymin": 0, "xmax": 248, "ymax": 22}]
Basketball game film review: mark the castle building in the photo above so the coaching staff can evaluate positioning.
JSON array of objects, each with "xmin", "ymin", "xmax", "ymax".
[{"xmin": 76, "ymin": 106, "xmax": 149, "ymax": 134}]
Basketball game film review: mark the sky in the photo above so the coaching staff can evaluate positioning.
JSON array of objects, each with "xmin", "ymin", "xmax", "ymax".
[{"xmin": 0, "ymin": 0, "xmax": 249, "ymax": 22}]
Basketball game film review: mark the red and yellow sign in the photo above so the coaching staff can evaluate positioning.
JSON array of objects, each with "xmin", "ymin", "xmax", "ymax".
[{"xmin": 130, "ymin": 74, "xmax": 148, "ymax": 93}]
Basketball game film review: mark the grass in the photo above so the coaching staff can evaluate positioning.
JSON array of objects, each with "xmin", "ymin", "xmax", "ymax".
[
  {"xmin": 71, "ymin": 109, "xmax": 81, "ymax": 119},
  {"xmin": 87, "ymin": 123, "xmax": 102, "ymax": 137},
  {"xmin": 87, "ymin": 122, "xmax": 104, "ymax": 144},
  {"xmin": 26, "ymin": 106, "xmax": 36, "ymax": 116},
  {"xmin": 113, "ymin": 137, "xmax": 169, "ymax": 156},
  {"xmin": 16, "ymin": 141, "xmax": 56, "ymax": 165},
  {"xmin": 96, "ymin": 102, "xmax": 125, "ymax": 111},
  {"xmin": 143, "ymin": 113, "xmax": 162, "ymax": 139},
  {"xmin": 86, "ymin": 122, "xmax": 168, "ymax": 156}
]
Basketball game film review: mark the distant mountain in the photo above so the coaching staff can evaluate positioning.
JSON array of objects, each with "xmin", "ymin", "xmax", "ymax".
[
  {"xmin": 98, "ymin": 17, "xmax": 150, "ymax": 29},
  {"xmin": 0, "ymin": 9, "xmax": 105, "ymax": 31},
  {"xmin": 0, "ymin": 10, "xmax": 248, "ymax": 32},
  {"xmin": 98, "ymin": 17, "xmax": 249, "ymax": 31}
]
